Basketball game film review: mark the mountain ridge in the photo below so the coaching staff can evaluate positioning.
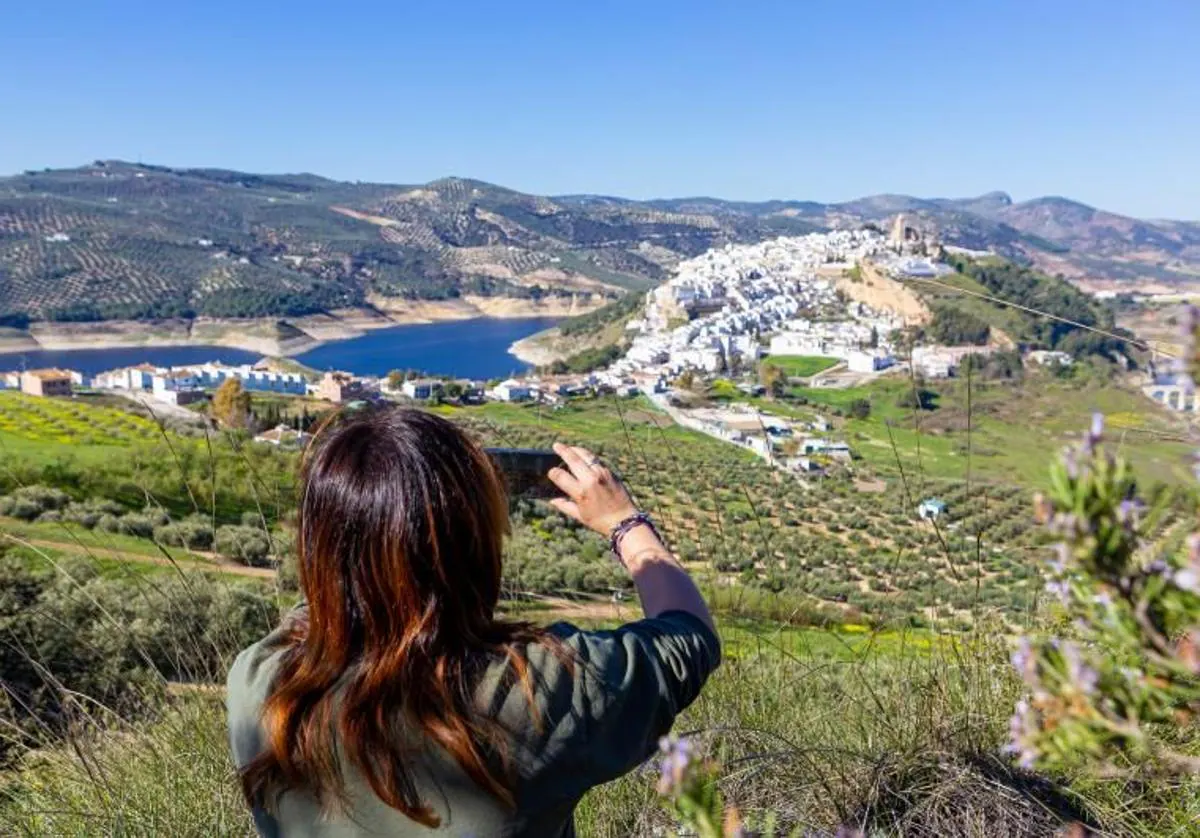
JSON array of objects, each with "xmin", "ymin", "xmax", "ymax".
[{"xmin": 2, "ymin": 160, "xmax": 1197, "ymax": 325}]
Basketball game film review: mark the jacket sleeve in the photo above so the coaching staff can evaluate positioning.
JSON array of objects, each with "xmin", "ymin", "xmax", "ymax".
[{"xmin": 516, "ymin": 610, "xmax": 721, "ymax": 801}]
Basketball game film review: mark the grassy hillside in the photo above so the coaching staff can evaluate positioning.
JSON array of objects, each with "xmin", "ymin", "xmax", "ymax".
[
  {"xmin": 910, "ymin": 256, "xmax": 1131, "ymax": 357},
  {"xmin": 0, "ymin": 387, "xmax": 1197, "ymax": 835},
  {"xmin": 2, "ymin": 597, "xmax": 1195, "ymax": 836}
]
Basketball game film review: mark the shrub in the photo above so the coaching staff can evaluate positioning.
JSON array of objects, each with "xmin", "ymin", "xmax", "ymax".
[
  {"xmin": 1011, "ymin": 411, "xmax": 1200, "ymax": 775},
  {"xmin": 0, "ymin": 550, "xmax": 277, "ymax": 767},
  {"xmin": 5, "ymin": 498, "xmax": 43, "ymax": 521},
  {"xmin": 847, "ymin": 398, "xmax": 871, "ymax": 420},
  {"xmin": 63, "ymin": 503, "xmax": 101, "ymax": 529},
  {"xmin": 214, "ymin": 525, "xmax": 274, "ymax": 566},
  {"xmin": 0, "ymin": 485, "xmax": 70, "ymax": 520},
  {"xmin": 154, "ymin": 517, "xmax": 215, "ymax": 551},
  {"xmin": 240, "ymin": 510, "xmax": 265, "ymax": 528},
  {"xmin": 119, "ymin": 512, "xmax": 159, "ymax": 539}
]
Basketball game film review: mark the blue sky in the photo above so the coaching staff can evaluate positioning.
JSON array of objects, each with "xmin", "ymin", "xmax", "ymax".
[{"xmin": 1, "ymin": 1, "xmax": 1196, "ymax": 218}]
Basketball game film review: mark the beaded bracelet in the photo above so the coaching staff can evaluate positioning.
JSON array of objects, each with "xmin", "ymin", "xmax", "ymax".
[{"xmin": 608, "ymin": 512, "xmax": 659, "ymax": 563}]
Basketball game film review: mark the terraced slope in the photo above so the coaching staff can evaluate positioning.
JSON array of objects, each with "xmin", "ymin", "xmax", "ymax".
[{"xmin": 0, "ymin": 163, "xmax": 815, "ymax": 323}]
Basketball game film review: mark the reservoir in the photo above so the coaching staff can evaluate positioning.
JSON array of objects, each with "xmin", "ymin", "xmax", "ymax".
[{"xmin": 0, "ymin": 317, "xmax": 556, "ymax": 381}]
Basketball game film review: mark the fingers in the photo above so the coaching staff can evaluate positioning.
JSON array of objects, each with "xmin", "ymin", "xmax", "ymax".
[
  {"xmin": 552, "ymin": 441, "xmax": 592, "ymax": 480},
  {"xmin": 547, "ymin": 466, "xmax": 580, "ymax": 497},
  {"xmin": 548, "ymin": 497, "xmax": 582, "ymax": 522}
]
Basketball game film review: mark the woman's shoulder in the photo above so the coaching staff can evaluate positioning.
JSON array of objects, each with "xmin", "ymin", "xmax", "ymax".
[{"xmin": 226, "ymin": 604, "xmax": 305, "ymax": 723}]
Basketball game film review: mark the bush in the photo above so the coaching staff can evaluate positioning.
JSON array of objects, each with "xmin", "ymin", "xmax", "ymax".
[
  {"xmin": 0, "ymin": 485, "xmax": 71, "ymax": 520},
  {"xmin": 153, "ymin": 517, "xmax": 214, "ymax": 551},
  {"xmin": 214, "ymin": 525, "xmax": 274, "ymax": 567},
  {"xmin": 5, "ymin": 499, "xmax": 43, "ymax": 521},
  {"xmin": 63, "ymin": 503, "xmax": 101, "ymax": 529},
  {"xmin": 119, "ymin": 512, "xmax": 159, "ymax": 539},
  {"xmin": 0, "ymin": 550, "xmax": 278, "ymax": 767},
  {"xmin": 847, "ymin": 398, "xmax": 871, "ymax": 420}
]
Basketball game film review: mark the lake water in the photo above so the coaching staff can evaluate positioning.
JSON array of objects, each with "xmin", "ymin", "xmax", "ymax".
[{"xmin": 0, "ymin": 317, "xmax": 557, "ymax": 380}]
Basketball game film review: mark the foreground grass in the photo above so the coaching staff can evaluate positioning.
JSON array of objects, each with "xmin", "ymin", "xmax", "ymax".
[{"xmin": 3, "ymin": 617, "xmax": 1196, "ymax": 838}]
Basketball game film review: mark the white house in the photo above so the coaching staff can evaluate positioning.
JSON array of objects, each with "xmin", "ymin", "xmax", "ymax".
[
  {"xmin": 1027, "ymin": 350, "xmax": 1073, "ymax": 367},
  {"xmin": 785, "ymin": 456, "xmax": 824, "ymax": 474},
  {"xmin": 95, "ymin": 363, "xmax": 159, "ymax": 391},
  {"xmin": 401, "ymin": 379, "xmax": 443, "ymax": 400},
  {"xmin": 911, "ymin": 346, "xmax": 995, "ymax": 379},
  {"xmin": 1142, "ymin": 372, "xmax": 1198, "ymax": 413},
  {"xmin": 489, "ymin": 379, "xmax": 532, "ymax": 402},
  {"xmin": 801, "ymin": 438, "xmax": 851, "ymax": 459},
  {"xmin": 769, "ymin": 332, "xmax": 825, "ymax": 357},
  {"xmin": 847, "ymin": 350, "xmax": 894, "ymax": 373}
]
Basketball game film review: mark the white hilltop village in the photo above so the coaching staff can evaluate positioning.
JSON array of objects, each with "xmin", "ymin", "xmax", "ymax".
[
  {"xmin": 611, "ymin": 228, "xmax": 914, "ymax": 381},
  {"xmin": 561, "ymin": 223, "xmax": 954, "ymax": 474}
]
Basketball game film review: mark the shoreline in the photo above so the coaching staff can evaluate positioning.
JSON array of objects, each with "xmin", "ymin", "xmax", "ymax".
[
  {"xmin": 508, "ymin": 330, "xmax": 564, "ymax": 366},
  {"xmin": 0, "ymin": 295, "xmax": 604, "ymax": 360}
]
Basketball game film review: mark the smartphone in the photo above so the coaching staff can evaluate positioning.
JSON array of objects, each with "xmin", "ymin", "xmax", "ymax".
[{"xmin": 484, "ymin": 447, "xmax": 565, "ymax": 499}]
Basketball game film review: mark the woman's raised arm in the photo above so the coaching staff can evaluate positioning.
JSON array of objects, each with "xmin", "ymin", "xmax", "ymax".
[{"xmin": 547, "ymin": 442, "xmax": 717, "ymax": 638}]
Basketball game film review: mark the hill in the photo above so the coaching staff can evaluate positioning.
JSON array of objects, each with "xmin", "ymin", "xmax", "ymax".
[
  {"xmin": 2, "ymin": 161, "xmax": 1197, "ymax": 327},
  {"xmin": 0, "ymin": 162, "xmax": 818, "ymax": 325}
]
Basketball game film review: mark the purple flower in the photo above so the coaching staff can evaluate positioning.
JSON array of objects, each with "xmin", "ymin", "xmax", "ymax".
[
  {"xmin": 1181, "ymin": 304, "xmax": 1200, "ymax": 338},
  {"xmin": 1011, "ymin": 636, "xmax": 1038, "ymax": 686},
  {"xmin": 1116, "ymin": 499, "xmax": 1142, "ymax": 531},
  {"xmin": 1045, "ymin": 543, "xmax": 1070, "ymax": 575},
  {"xmin": 1061, "ymin": 641, "xmax": 1099, "ymax": 695},
  {"xmin": 1062, "ymin": 447, "xmax": 1080, "ymax": 480},
  {"xmin": 1045, "ymin": 578, "xmax": 1072, "ymax": 606},
  {"xmin": 656, "ymin": 735, "xmax": 693, "ymax": 798},
  {"xmin": 1006, "ymin": 699, "xmax": 1039, "ymax": 769},
  {"xmin": 1083, "ymin": 413, "xmax": 1104, "ymax": 452}
]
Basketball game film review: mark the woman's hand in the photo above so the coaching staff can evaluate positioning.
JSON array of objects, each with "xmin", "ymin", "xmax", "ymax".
[{"xmin": 546, "ymin": 442, "xmax": 639, "ymax": 536}]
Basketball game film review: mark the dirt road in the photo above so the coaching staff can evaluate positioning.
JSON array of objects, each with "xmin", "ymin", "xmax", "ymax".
[{"xmin": 4, "ymin": 533, "xmax": 275, "ymax": 578}]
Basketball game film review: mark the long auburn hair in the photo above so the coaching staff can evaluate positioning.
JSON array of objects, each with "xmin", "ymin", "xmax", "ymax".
[{"xmin": 240, "ymin": 406, "xmax": 546, "ymax": 826}]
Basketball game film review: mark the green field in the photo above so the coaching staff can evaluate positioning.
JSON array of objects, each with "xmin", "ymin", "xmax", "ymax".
[
  {"xmin": 0, "ymin": 391, "xmax": 163, "ymax": 464},
  {"xmin": 765, "ymin": 354, "xmax": 841, "ymax": 377},
  {"xmin": 746, "ymin": 372, "xmax": 1195, "ymax": 488}
]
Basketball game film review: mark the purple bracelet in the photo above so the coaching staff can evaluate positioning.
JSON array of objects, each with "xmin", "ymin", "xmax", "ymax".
[{"xmin": 608, "ymin": 512, "xmax": 658, "ymax": 563}]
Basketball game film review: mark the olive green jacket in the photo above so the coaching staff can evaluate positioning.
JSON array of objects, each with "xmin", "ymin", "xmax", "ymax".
[{"xmin": 226, "ymin": 607, "xmax": 720, "ymax": 837}]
